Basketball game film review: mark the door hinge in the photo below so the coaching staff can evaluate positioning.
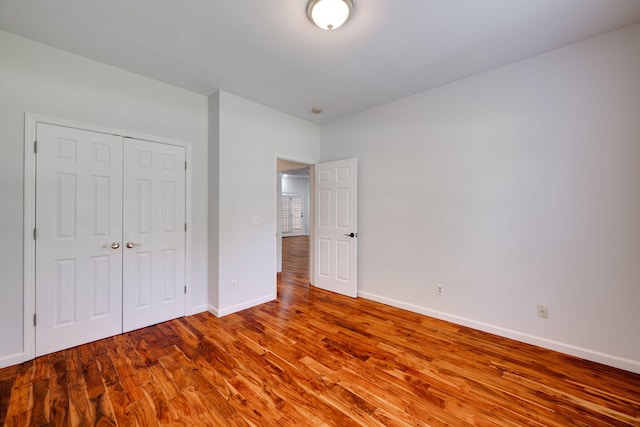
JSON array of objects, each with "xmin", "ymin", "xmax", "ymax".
[
  {"xmin": 185, "ymin": 161, "xmax": 187, "ymax": 170},
  {"xmin": 33, "ymin": 313, "xmax": 37, "ymax": 327},
  {"xmin": 33, "ymin": 228, "xmax": 37, "ymax": 240},
  {"xmin": 34, "ymin": 140, "xmax": 38, "ymax": 154},
  {"xmin": 184, "ymin": 285, "xmax": 187, "ymax": 294},
  {"xmin": 184, "ymin": 223, "xmax": 187, "ymax": 232}
]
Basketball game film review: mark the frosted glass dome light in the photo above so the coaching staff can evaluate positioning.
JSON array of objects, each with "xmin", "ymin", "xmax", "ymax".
[{"xmin": 307, "ymin": 0, "xmax": 354, "ymax": 31}]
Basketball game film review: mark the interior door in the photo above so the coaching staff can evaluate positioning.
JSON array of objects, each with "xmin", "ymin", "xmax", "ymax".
[
  {"xmin": 122, "ymin": 139, "xmax": 186, "ymax": 332},
  {"xmin": 35, "ymin": 124, "xmax": 123, "ymax": 356},
  {"xmin": 314, "ymin": 158, "xmax": 358, "ymax": 297}
]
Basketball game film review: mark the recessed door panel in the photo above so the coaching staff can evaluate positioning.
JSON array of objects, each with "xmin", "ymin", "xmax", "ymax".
[
  {"xmin": 137, "ymin": 149, "xmax": 152, "ymax": 169},
  {"xmin": 162, "ymin": 249, "xmax": 177, "ymax": 302},
  {"xmin": 336, "ymin": 166, "xmax": 350, "ymax": 182},
  {"xmin": 318, "ymin": 238, "xmax": 332, "ymax": 278},
  {"xmin": 92, "ymin": 175, "xmax": 111, "ymax": 237},
  {"xmin": 91, "ymin": 255, "xmax": 111, "ymax": 319},
  {"xmin": 162, "ymin": 153, "xmax": 176, "ymax": 171},
  {"xmin": 318, "ymin": 168, "xmax": 331, "ymax": 184},
  {"xmin": 56, "ymin": 173, "xmax": 77, "ymax": 239},
  {"xmin": 134, "ymin": 251, "xmax": 152, "ymax": 309},
  {"xmin": 91, "ymin": 255, "xmax": 111, "ymax": 318},
  {"xmin": 336, "ymin": 241, "xmax": 350, "ymax": 282},
  {"xmin": 93, "ymin": 143, "xmax": 111, "ymax": 165},
  {"xmin": 319, "ymin": 189, "xmax": 332, "ymax": 227},
  {"xmin": 57, "ymin": 138, "xmax": 77, "ymax": 161},
  {"xmin": 137, "ymin": 179, "xmax": 152, "ymax": 235},
  {"xmin": 162, "ymin": 181, "xmax": 177, "ymax": 233},
  {"xmin": 55, "ymin": 258, "xmax": 76, "ymax": 326},
  {"xmin": 336, "ymin": 188, "xmax": 350, "ymax": 228}
]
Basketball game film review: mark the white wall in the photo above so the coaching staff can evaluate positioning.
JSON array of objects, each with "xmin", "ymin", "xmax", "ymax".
[
  {"xmin": 320, "ymin": 23, "xmax": 640, "ymax": 373},
  {"xmin": 0, "ymin": 31, "xmax": 209, "ymax": 368},
  {"xmin": 209, "ymin": 91, "xmax": 320, "ymax": 316}
]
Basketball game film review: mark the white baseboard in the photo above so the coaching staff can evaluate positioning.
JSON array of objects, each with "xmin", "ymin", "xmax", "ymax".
[
  {"xmin": 358, "ymin": 290, "xmax": 640, "ymax": 375},
  {"xmin": 0, "ymin": 352, "xmax": 26, "ymax": 370},
  {"xmin": 209, "ymin": 294, "xmax": 276, "ymax": 318},
  {"xmin": 208, "ymin": 304, "xmax": 220, "ymax": 317}
]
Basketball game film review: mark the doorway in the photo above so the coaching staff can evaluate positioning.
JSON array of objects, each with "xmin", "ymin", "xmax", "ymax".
[
  {"xmin": 276, "ymin": 157, "xmax": 359, "ymax": 299},
  {"xmin": 277, "ymin": 159, "xmax": 313, "ymax": 286}
]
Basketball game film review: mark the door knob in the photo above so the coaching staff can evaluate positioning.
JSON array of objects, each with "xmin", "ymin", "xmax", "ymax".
[
  {"xmin": 103, "ymin": 242, "xmax": 120, "ymax": 249},
  {"xmin": 344, "ymin": 232, "xmax": 357, "ymax": 238},
  {"xmin": 125, "ymin": 242, "xmax": 142, "ymax": 249}
]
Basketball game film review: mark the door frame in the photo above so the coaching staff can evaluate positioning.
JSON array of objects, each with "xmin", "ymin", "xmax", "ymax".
[
  {"xmin": 23, "ymin": 113, "xmax": 193, "ymax": 363},
  {"xmin": 275, "ymin": 154, "xmax": 316, "ymax": 291}
]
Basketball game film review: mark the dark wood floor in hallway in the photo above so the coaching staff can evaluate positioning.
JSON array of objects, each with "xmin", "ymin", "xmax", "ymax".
[{"xmin": 1, "ymin": 235, "xmax": 639, "ymax": 425}]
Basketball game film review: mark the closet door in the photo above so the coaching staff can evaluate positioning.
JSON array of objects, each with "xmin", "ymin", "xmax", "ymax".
[
  {"xmin": 35, "ymin": 124, "xmax": 123, "ymax": 356},
  {"xmin": 122, "ymin": 139, "xmax": 186, "ymax": 332}
]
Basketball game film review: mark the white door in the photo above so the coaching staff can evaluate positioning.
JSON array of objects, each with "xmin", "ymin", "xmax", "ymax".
[
  {"xmin": 35, "ymin": 124, "xmax": 123, "ymax": 356},
  {"xmin": 314, "ymin": 158, "xmax": 358, "ymax": 297},
  {"xmin": 122, "ymin": 139, "xmax": 186, "ymax": 332}
]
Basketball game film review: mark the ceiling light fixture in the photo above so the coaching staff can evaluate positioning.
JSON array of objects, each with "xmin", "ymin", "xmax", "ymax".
[{"xmin": 307, "ymin": 0, "xmax": 354, "ymax": 31}]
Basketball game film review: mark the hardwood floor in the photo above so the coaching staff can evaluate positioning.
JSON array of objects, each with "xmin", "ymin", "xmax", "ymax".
[{"xmin": 2, "ymin": 235, "xmax": 639, "ymax": 426}]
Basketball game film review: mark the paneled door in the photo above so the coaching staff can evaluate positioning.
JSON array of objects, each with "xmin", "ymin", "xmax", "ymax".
[
  {"xmin": 35, "ymin": 124, "xmax": 187, "ymax": 356},
  {"xmin": 314, "ymin": 158, "xmax": 358, "ymax": 297},
  {"xmin": 122, "ymin": 139, "xmax": 186, "ymax": 332},
  {"xmin": 35, "ymin": 123, "xmax": 124, "ymax": 356}
]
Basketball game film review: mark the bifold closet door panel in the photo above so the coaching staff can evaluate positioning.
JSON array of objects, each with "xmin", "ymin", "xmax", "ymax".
[
  {"xmin": 122, "ymin": 138, "xmax": 186, "ymax": 332},
  {"xmin": 35, "ymin": 123, "xmax": 123, "ymax": 356}
]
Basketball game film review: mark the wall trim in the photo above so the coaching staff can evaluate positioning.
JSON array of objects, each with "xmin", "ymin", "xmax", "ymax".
[
  {"xmin": 207, "ymin": 305, "xmax": 220, "ymax": 317},
  {"xmin": 23, "ymin": 113, "xmax": 194, "ymax": 366},
  {"xmin": 358, "ymin": 290, "xmax": 640, "ymax": 375},
  {"xmin": 0, "ymin": 352, "xmax": 26, "ymax": 370},
  {"xmin": 213, "ymin": 294, "xmax": 276, "ymax": 318}
]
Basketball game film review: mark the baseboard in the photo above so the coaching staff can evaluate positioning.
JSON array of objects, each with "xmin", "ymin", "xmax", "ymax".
[
  {"xmin": 208, "ymin": 304, "xmax": 220, "ymax": 317},
  {"xmin": 358, "ymin": 290, "xmax": 640, "ymax": 374},
  {"xmin": 0, "ymin": 352, "xmax": 26, "ymax": 370},
  {"xmin": 210, "ymin": 294, "xmax": 276, "ymax": 318}
]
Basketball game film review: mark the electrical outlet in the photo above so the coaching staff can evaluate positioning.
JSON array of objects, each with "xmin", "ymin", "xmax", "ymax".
[
  {"xmin": 232, "ymin": 280, "xmax": 238, "ymax": 290},
  {"xmin": 436, "ymin": 284, "xmax": 444, "ymax": 296},
  {"xmin": 537, "ymin": 304, "xmax": 548, "ymax": 319}
]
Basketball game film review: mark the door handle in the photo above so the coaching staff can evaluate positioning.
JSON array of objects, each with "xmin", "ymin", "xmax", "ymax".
[
  {"xmin": 344, "ymin": 233, "xmax": 357, "ymax": 238},
  {"xmin": 125, "ymin": 242, "xmax": 142, "ymax": 249},
  {"xmin": 103, "ymin": 242, "xmax": 120, "ymax": 249}
]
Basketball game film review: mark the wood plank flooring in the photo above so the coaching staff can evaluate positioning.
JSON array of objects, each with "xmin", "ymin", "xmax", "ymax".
[{"xmin": 2, "ymin": 235, "xmax": 640, "ymax": 426}]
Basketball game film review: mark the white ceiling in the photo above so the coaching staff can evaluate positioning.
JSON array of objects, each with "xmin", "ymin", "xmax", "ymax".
[{"xmin": 1, "ymin": 0, "xmax": 640, "ymax": 123}]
